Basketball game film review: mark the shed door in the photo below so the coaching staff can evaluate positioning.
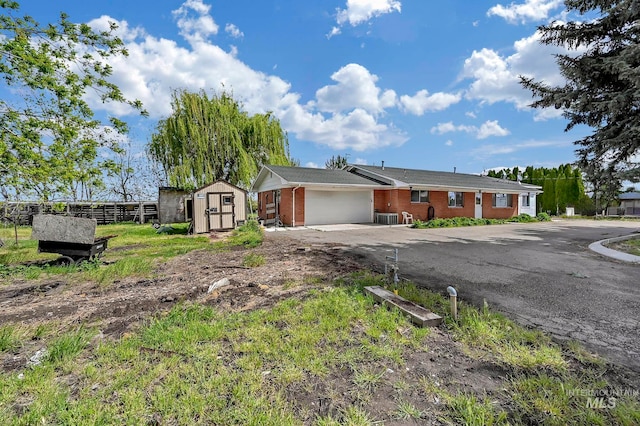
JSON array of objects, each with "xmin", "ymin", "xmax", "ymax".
[{"xmin": 207, "ymin": 192, "xmax": 235, "ymax": 230}]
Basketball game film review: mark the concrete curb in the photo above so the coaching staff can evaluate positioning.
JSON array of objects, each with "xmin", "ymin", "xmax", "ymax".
[{"xmin": 588, "ymin": 234, "xmax": 640, "ymax": 264}]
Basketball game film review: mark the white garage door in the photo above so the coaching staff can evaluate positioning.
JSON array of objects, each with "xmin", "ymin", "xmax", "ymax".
[{"xmin": 305, "ymin": 190, "xmax": 373, "ymax": 226}]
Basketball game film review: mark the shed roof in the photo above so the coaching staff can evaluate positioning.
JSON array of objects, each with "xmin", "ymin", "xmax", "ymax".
[{"xmin": 192, "ymin": 179, "xmax": 248, "ymax": 194}]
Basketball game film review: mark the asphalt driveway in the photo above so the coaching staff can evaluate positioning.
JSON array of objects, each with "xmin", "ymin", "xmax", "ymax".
[{"xmin": 270, "ymin": 219, "xmax": 640, "ymax": 371}]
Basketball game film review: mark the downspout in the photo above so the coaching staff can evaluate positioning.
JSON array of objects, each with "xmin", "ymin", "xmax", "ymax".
[{"xmin": 292, "ymin": 185, "xmax": 301, "ymax": 227}]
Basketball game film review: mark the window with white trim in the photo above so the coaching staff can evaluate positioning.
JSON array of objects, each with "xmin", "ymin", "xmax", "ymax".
[
  {"xmin": 492, "ymin": 193, "xmax": 513, "ymax": 207},
  {"xmin": 521, "ymin": 194, "xmax": 530, "ymax": 207},
  {"xmin": 448, "ymin": 191, "xmax": 464, "ymax": 207},
  {"xmin": 411, "ymin": 190, "xmax": 429, "ymax": 203}
]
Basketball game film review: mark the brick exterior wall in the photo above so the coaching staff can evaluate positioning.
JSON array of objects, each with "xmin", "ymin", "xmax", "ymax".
[
  {"xmin": 277, "ymin": 187, "xmax": 305, "ymax": 226},
  {"xmin": 373, "ymin": 189, "xmax": 518, "ymax": 221},
  {"xmin": 259, "ymin": 187, "xmax": 519, "ymax": 226},
  {"xmin": 375, "ymin": 189, "xmax": 474, "ymax": 221},
  {"xmin": 257, "ymin": 188, "xmax": 305, "ymax": 226},
  {"xmin": 481, "ymin": 192, "xmax": 518, "ymax": 219}
]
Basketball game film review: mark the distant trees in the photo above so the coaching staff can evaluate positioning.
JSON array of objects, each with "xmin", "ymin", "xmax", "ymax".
[
  {"xmin": 148, "ymin": 90, "xmax": 293, "ymax": 189},
  {"xmin": 487, "ymin": 164, "xmax": 590, "ymax": 214},
  {"xmin": 521, "ymin": 0, "xmax": 639, "ymax": 186},
  {"xmin": 325, "ymin": 155, "xmax": 348, "ymax": 169},
  {"xmin": 0, "ymin": 2, "xmax": 146, "ymax": 201}
]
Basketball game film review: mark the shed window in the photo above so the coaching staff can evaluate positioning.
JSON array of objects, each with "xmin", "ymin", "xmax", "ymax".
[
  {"xmin": 411, "ymin": 190, "xmax": 429, "ymax": 203},
  {"xmin": 223, "ymin": 196, "xmax": 233, "ymax": 205},
  {"xmin": 521, "ymin": 194, "xmax": 530, "ymax": 207},
  {"xmin": 448, "ymin": 192, "xmax": 464, "ymax": 207},
  {"xmin": 492, "ymin": 193, "xmax": 513, "ymax": 207}
]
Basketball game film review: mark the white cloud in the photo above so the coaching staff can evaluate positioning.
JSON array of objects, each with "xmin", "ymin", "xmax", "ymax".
[
  {"xmin": 225, "ymin": 23, "xmax": 244, "ymax": 38},
  {"xmin": 477, "ymin": 120, "xmax": 510, "ymax": 139},
  {"xmin": 431, "ymin": 120, "xmax": 509, "ymax": 139},
  {"xmin": 460, "ymin": 30, "xmax": 582, "ymax": 120},
  {"xmin": 399, "ymin": 90, "xmax": 461, "ymax": 116},
  {"xmin": 172, "ymin": 0, "xmax": 218, "ymax": 42},
  {"xmin": 471, "ymin": 139, "xmax": 572, "ymax": 160},
  {"xmin": 487, "ymin": 0, "xmax": 563, "ymax": 24},
  {"xmin": 83, "ymin": 1, "xmax": 450, "ymax": 153},
  {"xmin": 327, "ymin": 26, "xmax": 341, "ymax": 38},
  {"xmin": 280, "ymin": 104, "xmax": 407, "ymax": 151},
  {"xmin": 315, "ymin": 64, "xmax": 397, "ymax": 115},
  {"xmin": 305, "ymin": 162, "xmax": 320, "ymax": 168},
  {"xmin": 431, "ymin": 122, "xmax": 475, "ymax": 135},
  {"xmin": 329, "ymin": 0, "xmax": 401, "ymax": 37},
  {"xmin": 354, "ymin": 157, "xmax": 368, "ymax": 165},
  {"xmin": 445, "ymin": 140, "xmax": 453, "ymax": 146}
]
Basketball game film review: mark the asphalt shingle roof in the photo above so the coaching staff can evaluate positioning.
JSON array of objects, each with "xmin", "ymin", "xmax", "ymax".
[
  {"xmin": 353, "ymin": 165, "xmax": 541, "ymax": 192},
  {"xmin": 266, "ymin": 165, "xmax": 385, "ymax": 186}
]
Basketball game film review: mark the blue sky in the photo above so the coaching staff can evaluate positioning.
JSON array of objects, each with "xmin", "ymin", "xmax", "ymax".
[{"xmin": 21, "ymin": 0, "xmax": 592, "ymax": 175}]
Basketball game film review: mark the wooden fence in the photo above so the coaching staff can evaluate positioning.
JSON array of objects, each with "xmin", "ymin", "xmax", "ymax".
[{"xmin": 1, "ymin": 201, "xmax": 159, "ymax": 226}]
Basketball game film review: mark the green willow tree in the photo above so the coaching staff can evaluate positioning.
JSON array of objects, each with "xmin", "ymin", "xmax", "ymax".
[
  {"xmin": 148, "ymin": 90, "xmax": 293, "ymax": 189},
  {"xmin": 0, "ymin": 1, "xmax": 146, "ymax": 201},
  {"xmin": 521, "ymin": 0, "xmax": 640, "ymax": 179}
]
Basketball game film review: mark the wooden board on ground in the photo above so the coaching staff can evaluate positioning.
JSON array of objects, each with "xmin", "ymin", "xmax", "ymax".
[{"xmin": 364, "ymin": 286, "xmax": 443, "ymax": 327}]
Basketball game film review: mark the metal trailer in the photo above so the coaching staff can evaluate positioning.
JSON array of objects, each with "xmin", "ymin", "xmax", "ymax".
[{"xmin": 37, "ymin": 237, "xmax": 112, "ymax": 265}]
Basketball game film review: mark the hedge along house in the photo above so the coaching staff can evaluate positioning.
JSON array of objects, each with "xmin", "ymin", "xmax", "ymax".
[
  {"xmin": 191, "ymin": 181, "xmax": 248, "ymax": 233},
  {"xmin": 252, "ymin": 164, "xmax": 542, "ymax": 227}
]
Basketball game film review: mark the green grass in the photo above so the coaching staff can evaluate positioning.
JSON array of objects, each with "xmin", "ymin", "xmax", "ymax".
[
  {"xmin": 444, "ymin": 393, "xmax": 509, "ymax": 425},
  {"xmin": 0, "ymin": 279, "xmax": 426, "ymax": 424},
  {"xmin": 395, "ymin": 279, "xmax": 566, "ymax": 369},
  {"xmin": 0, "ymin": 221, "xmax": 263, "ymax": 284},
  {"xmin": 394, "ymin": 400, "xmax": 424, "ymax": 420},
  {"xmin": 242, "ymin": 252, "xmax": 266, "ymax": 267},
  {"xmin": 225, "ymin": 220, "xmax": 264, "ymax": 248},
  {"xmin": 44, "ymin": 327, "xmax": 94, "ymax": 367},
  {"xmin": 0, "ymin": 325, "xmax": 23, "ymax": 352},
  {"xmin": 609, "ymin": 237, "xmax": 640, "ymax": 256},
  {"xmin": 0, "ymin": 271, "xmax": 637, "ymax": 424}
]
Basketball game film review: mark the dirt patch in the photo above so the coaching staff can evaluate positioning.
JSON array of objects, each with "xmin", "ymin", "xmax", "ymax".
[
  {"xmin": 0, "ymin": 236, "xmax": 364, "ymax": 371},
  {"xmin": 1, "ymin": 238, "xmax": 361, "ymax": 329}
]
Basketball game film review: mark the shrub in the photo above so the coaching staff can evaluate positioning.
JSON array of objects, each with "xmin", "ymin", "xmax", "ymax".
[
  {"xmin": 507, "ymin": 213, "xmax": 537, "ymax": 223},
  {"xmin": 226, "ymin": 220, "xmax": 264, "ymax": 248},
  {"xmin": 536, "ymin": 212, "xmax": 551, "ymax": 222},
  {"xmin": 412, "ymin": 213, "xmax": 547, "ymax": 229}
]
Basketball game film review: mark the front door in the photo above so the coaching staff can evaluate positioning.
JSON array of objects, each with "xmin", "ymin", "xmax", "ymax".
[
  {"xmin": 207, "ymin": 192, "xmax": 235, "ymax": 230},
  {"xmin": 475, "ymin": 192, "xmax": 482, "ymax": 218}
]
